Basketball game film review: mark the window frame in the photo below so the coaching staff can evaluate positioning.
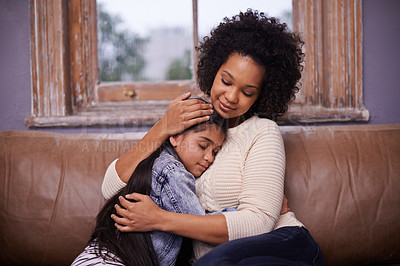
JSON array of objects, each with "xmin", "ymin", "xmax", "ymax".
[
  {"xmin": 288, "ymin": 0, "xmax": 369, "ymax": 123},
  {"xmin": 26, "ymin": 0, "xmax": 369, "ymax": 128}
]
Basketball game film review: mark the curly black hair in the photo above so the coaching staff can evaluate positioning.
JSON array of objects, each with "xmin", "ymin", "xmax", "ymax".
[{"xmin": 196, "ymin": 9, "xmax": 304, "ymax": 120}]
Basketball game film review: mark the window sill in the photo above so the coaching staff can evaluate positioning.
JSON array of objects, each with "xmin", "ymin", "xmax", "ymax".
[
  {"xmin": 280, "ymin": 106, "xmax": 370, "ymax": 124},
  {"xmin": 25, "ymin": 105, "xmax": 369, "ymax": 128}
]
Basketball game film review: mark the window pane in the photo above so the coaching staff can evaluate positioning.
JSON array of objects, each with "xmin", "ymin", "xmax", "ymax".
[
  {"xmin": 198, "ymin": 0, "xmax": 292, "ymax": 39},
  {"xmin": 97, "ymin": 0, "xmax": 193, "ymax": 82}
]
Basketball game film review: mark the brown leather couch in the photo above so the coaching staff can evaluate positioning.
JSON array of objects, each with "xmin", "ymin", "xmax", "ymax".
[{"xmin": 1, "ymin": 124, "xmax": 399, "ymax": 265}]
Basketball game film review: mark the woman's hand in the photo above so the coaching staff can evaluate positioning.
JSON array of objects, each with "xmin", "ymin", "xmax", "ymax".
[
  {"xmin": 114, "ymin": 92, "xmax": 213, "ymax": 183},
  {"xmin": 158, "ymin": 92, "xmax": 214, "ymax": 137},
  {"xmin": 112, "ymin": 193, "xmax": 229, "ymax": 244},
  {"xmin": 112, "ymin": 193, "xmax": 163, "ymax": 232},
  {"xmin": 280, "ymin": 194, "xmax": 291, "ymax": 215}
]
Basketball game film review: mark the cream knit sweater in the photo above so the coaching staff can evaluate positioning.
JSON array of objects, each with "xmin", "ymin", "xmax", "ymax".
[
  {"xmin": 195, "ymin": 116, "xmax": 302, "ymax": 241},
  {"xmin": 101, "ymin": 116, "xmax": 303, "ymax": 249}
]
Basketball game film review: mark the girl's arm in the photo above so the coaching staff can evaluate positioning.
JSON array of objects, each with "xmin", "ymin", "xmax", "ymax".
[
  {"xmin": 108, "ymin": 92, "xmax": 214, "ymax": 183},
  {"xmin": 113, "ymin": 193, "xmax": 229, "ymax": 245}
]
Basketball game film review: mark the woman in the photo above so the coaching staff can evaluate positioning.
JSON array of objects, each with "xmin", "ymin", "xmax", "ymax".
[{"xmin": 102, "ymin": 10, "xmax": 324, "ymax": 265}]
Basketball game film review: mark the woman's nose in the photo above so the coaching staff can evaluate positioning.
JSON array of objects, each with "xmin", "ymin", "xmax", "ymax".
[{"xmin": 225, "ymin": 88, "xmax": 239, "ymax": 104}]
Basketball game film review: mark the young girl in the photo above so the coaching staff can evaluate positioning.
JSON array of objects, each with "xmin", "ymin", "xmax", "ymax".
[
  {"xmin": 72, "ymin": 107, "xmax": 227, "ymax": 266},
  {"xmin": 102, "ymin": 9, "xmax": 324, "ymax": 265}
]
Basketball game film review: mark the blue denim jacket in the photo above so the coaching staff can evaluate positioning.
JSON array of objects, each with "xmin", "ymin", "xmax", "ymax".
[{"xmin": 150, "ymin": 145, "xmax": 206, "ymax": 266}]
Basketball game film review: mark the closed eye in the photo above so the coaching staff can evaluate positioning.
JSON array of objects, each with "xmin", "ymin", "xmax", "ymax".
[
  {"xmin": 199, "ymin": 144, "xmax": 207, "ymax": 150},
  {"xmin": 221, "ymin": 78, "xmax": 231, "ymax": 86},
  {"xmin": 242, "ymin": 90, "xmax": 253, "ymax": 97}
]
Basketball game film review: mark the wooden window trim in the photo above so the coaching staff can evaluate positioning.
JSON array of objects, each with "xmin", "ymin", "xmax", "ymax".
[
  {"xmin": 26, "ymin": 0, "xmax": 369, "ymax": 128},
  {"xmin": 286, "ymin": 0, "xmax": 369, "ymax": 124}
]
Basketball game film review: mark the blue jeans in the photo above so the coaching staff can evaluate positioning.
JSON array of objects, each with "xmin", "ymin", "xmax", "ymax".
[{"xmin": 193, "ymin": 226, "xmax": 325, "ymax": 266}]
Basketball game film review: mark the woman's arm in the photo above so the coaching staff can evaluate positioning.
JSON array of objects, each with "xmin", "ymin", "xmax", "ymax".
[
  {"xmin": 218, "ymin": 119, "xmax": 285, "ymax": 240},
  {"xmin": 116, "ymin": 93, "xmax": 214, "ymax": 183},
  {"xmin": 101, "ymin": 93, "xmax": 213, "ymax": 199},
  {"xmin": 113, "ymin": 193, "xmax": 229, "ymax": 245},
  {"xmin": 102, "ymin": 93, "xmax": 213, "ymax": 199}
]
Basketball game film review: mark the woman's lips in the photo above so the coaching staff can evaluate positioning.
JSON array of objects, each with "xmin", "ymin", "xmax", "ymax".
[{"xmin": 218, "ymin": 100, "xmax": 235, "ymax": 112}]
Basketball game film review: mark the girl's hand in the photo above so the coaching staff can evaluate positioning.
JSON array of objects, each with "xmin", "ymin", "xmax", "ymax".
[
  {"xmin": 112, "ymin": 193, "xmax": 163, "ymax": 232},
  {"xmin": 158, "ymin": 92, "xmax": 214, "ymax": 136}
]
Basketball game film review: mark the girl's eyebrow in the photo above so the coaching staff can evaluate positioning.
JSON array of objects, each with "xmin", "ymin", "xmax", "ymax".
[
  {"xmin": 222, "ymin": 70, "xmax": 260, "ymax": 90},
  {"xmin": 200, "ymin": 136, "xmax": 214, "ymax": 145},
  {"xmin": 200, "ymin": 136, "xmax": 223, "ymax": 150}
]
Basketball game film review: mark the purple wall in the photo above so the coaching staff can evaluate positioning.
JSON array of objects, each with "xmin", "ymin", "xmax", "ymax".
[
  {"xmin": 0, "ymin": 0, "xmax": 399, "ymax": 133},
  {"xmin": 0, "ymin": 0, "xmax": 31, "ymax": 131},
  {"xmin": 363, "ymin": 0, "xmax": 400, "ymax": 124}
]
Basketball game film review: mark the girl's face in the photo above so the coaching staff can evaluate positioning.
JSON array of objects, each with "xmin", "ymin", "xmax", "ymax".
[
  {"xmin": 170, "ymin": 124, "xmax": 225, "ymax": 177},
  {"xmin": 210, "ymin": 53, "xmax": 265, "ymax": 124}
]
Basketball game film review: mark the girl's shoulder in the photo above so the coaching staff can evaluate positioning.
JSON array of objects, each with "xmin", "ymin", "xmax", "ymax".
[{"xmin": 152, "ymin": 148, "xmax": 187, "ymax": 177}]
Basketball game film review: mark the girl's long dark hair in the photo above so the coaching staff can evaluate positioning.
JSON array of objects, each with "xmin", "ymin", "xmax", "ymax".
[
  {"xmin": 90, "ymin": 103, "xmax": 227, "ymax": 265},
  {"xmin": 91, "ymin": 148, "xmax": 162, "ymax": 266}
]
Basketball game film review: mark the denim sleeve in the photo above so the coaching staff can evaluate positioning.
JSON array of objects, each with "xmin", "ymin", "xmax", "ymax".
[
  {"xmin": 208, "ymin": 208, "xmax": 237, "ymax": 215},
  {"xmin": 161, "ymin": 165, "xmax": 206, "ymax": 216}
]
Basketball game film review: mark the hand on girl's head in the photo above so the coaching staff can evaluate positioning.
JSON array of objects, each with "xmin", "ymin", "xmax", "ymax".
[{"xmin": 160, "ymin": 93, "xmax": 214, "ymax": 136}]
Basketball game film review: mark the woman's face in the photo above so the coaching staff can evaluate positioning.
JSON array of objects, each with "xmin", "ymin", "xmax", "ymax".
[
  {"xmin": 170, "ymin": 124, "xmax": 225, "ymax": 177},
  {"xmin": 210, "ymin": 53, "xmax": 265, "ymax": 122}
]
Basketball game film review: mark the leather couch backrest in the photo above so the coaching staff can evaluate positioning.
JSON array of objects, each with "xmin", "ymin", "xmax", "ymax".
[
  {"xmin": 1, "ymin": 124, "xmax": 399, "ymax": 265},
  {"xmin": 0, "ymin": 131, "xmax": 142, "ymax": 265},
  {"xmin": 281, "ymin": 124, "xmax": 400, "ymax": 265}
]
